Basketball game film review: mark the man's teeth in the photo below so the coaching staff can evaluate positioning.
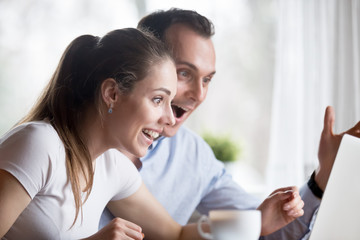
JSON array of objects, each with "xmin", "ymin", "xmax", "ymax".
[
  {"xmin": 177, "ymin": 106, "xmax": 189, "ymax": 112},
  {"xmin": 143, "ymin": 129, "xmax": 159, "ymax": 139}
]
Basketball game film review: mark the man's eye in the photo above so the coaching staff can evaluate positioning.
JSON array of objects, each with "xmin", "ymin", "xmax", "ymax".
[
  {"xmin": 178, "ymin": 70, "xmax": 190, "ymax": 79},
  {"xmin": 203, "ymin": 77, "xmax": 212, "ymax": 84}
]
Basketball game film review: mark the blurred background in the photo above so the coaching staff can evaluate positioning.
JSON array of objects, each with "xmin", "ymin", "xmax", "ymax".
[{"xmin": 0, "ymin": 0, "xmax": 359, "ymax": 198}]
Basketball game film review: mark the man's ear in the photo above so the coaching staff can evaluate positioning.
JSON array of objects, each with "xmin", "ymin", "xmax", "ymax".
[{"xmin": 101, "ymin": 78, "xmax": 118, "ymax": 107}]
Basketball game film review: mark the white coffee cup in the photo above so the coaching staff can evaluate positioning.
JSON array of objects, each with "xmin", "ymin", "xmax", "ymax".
[{"xmin": 197, "ymin": 209, "xmax": 261, "ymax": 240}]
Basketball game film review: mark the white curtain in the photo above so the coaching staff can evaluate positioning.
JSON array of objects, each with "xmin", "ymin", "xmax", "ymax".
[{"xmin": 266, "ymin": 0, "xmax": 360, "ymax": 191}]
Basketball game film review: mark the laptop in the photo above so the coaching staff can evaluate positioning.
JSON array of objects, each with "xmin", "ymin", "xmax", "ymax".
[{"xmin": 309, "ymin": 134, "xmax": 360, "ymax": 240}]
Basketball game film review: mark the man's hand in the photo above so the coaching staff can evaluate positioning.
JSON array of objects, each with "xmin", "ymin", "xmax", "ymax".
[
  {"xmin": 257, "ymin": 186, "xmax": 304, "ymax": 236},
  {"xmin": 316, "ymin": 106, "xmax": 360, "ymax": 191}
]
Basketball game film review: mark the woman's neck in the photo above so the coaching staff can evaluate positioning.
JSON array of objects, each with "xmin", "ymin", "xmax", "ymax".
[{"xmin": 79, "ymin": 107, "xmax": 108, "ymax": 162}]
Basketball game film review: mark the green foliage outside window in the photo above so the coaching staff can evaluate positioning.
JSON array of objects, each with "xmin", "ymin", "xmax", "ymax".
[{"xmin": 202, "ymin": 132, "xmax": 241, "ymax": 163}]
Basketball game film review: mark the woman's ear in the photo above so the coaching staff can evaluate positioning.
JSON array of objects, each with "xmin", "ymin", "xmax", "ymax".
[{"xmin": 101, "ymin": 78, "xmax": 118, "ymax": 108}]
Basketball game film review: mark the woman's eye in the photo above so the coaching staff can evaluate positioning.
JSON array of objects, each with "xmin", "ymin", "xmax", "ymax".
[{"xmin": 153, "ymin": 97, "xmax": 163, "ymax": 104}]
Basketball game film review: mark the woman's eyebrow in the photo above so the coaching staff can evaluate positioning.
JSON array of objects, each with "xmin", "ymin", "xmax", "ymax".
[{"xmin": 154, "ymin": 87, "xmax": 171, "ymax": 95}]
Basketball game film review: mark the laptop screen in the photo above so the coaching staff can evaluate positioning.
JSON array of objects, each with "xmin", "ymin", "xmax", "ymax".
[{"xmin": 309, "ymin": 134, "xmax": 360, "ymax": 239}]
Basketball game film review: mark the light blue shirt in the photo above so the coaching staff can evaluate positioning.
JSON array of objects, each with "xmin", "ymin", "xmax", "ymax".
[{"xmin": 100, "ymin": 126, "xmax": 321, "ymax": 239}]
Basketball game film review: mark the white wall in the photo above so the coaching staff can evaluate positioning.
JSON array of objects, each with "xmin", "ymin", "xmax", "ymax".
[{"xmin": 0, "ymin": 0, "xmax": 276, "ymax": 193}]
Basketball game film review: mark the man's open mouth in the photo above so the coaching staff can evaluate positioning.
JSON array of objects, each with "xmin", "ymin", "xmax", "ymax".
[{"xmin": 172, "ymin": 104, "xmax": 189, "ymax": 118}]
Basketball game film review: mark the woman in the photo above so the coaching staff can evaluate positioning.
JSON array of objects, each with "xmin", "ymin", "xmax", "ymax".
[{"xmin": 0, "ymin": 28, "xmax": 185, "ymax": 239}]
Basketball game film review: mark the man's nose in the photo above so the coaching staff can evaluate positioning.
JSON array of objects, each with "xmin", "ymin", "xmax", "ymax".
[{"xmin": 190, "ymin": 78, "xmax": 205, "ymax": 102}]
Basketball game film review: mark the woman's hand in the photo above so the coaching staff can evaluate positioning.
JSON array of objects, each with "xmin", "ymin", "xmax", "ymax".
[
  {"xmin": 257, "ymin": 186, "xmax": 304, "ymax": 236},
  {"xmin": 84, "ymin": 217, "xmax": 144, "ymax": 240}
]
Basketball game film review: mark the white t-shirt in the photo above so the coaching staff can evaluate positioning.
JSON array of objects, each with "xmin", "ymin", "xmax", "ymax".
[{"xmin": 0, "ymin": 121, "xmax": 142, "ymax": 240}]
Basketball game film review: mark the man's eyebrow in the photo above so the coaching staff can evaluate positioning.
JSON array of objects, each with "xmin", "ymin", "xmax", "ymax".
[
  {"xmin": 154, "ymin": 87, "xmax": 171, "ymax": 95},
  {"xmin": 176, "ymin": 61, "xmax": 216, "ymax": 76}
]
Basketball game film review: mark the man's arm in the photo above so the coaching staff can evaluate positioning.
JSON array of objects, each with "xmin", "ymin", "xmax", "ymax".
[
  {"xmin": 264, "ymin": 106, "xmax": 360, "ymax": 239},
  {"xmin": 198, "ymin": 106, "xmax": 360, "ymax": 239},
  {"xmin": 196, "ymin": 166, "xmax": 306, "ymax": 238},
  {"xmin": 261, "ymin": 184, "xmax": 320, "ymax": 240},
  {"xmin": 257, "ymin": 186, "xmax": 304, "ymax": 236},
  {"xmin": 316, "ymin": 106, "xmax": 360, "ymax": 191},
  {"xmin": 196, "ymin": 168, "xmax": 261, "ymax": 213}
]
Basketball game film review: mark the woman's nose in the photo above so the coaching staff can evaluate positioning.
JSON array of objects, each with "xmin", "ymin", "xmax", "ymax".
[{"xmin": 161, "ymin": 103, "xmax": 176, "ymax": 126}]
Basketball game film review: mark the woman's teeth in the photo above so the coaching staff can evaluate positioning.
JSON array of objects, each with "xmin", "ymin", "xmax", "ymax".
[{"xmin": 143, "ymin": 129, "xmax": 159, "ymax": 139}]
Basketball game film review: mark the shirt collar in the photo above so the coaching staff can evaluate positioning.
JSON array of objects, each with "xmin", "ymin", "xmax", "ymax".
[
  {"xmin": 140, "ymin": 135, "xmax": 166, "ymax": 160},
  {"xmin": 148, "ymin": 135, "xmax": 165, "ymax": 150}
]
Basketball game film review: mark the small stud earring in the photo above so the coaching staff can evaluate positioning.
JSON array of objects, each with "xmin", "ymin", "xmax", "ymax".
[{"xmin": 108, "ymin": 103, "xmax": 113, "ymax": 114}]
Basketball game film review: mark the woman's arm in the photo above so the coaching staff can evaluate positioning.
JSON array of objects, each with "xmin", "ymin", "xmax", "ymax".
[
  {"xmin": 104, "ymin": 182, "xmax": 303, "ymax": 239},
  {"xmin": 0, "ymin": 169, "xmax": 31, "ymax": 237},
  {"xmin": 107, "ymin": 182, "xmax": 205, "ymax": 240}
]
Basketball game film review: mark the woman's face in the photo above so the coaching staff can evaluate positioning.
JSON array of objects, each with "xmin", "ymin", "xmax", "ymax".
[{"xmin": 110, "ymin": 59, "xmax": 177, "ymax": 157}]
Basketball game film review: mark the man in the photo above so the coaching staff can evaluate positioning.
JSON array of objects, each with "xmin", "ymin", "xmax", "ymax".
[{"xmin": 101, "ymin": 8, "xmax": 360, "ymax": 239}]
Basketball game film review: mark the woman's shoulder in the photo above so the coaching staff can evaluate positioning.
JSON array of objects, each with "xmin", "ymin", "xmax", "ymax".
[
  {"xmin": 1, "ymin": 121, "xmax": 59, "ymax": 144},
  {"xmin": 98, "ymin": 149, "xmax": 142, "ymax": 199},
  {"xmin": 0, "ymin": 120, "xmax": 63, "ymax": 169},
  {"xmin": 101, "ymin": 149, "xmax": 135, "ymax": 169},
  {"xmin": 0, "ymin": 121, "xmax": 64, "ymax": 198}
]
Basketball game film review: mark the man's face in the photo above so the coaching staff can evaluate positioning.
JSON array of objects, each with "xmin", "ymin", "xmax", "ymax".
[{"xmin": 162, "ymin": 24, "xmax": 216, "ymax": 137}]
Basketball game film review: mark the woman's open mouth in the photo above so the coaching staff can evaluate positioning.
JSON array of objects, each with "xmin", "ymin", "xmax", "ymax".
[{"xmin": 142, "ymin": 129, "xmax": 160, "ymax": 140}]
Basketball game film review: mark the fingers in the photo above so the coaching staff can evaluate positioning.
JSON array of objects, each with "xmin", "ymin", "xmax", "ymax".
[
  {"xmin": 323, "ymin": 106, "xmax": 335, "ymax": 136},
  {"xmin": 267, "ymin": 186, "xmax": 304, "ymax": 218},
  {"xmin": 323, "ymin": 106, "xmax": 360, "ymax": 138},
  {"xmin": 110, "ymin": 218, "xmax": 144, "ymax": 240},
  {"xmin": 352, "ymin": 121, "xmax": 360, "ymax": 130},
  {"xmin": 282, "ymin": 191, "xmax": 304, "ymax": 218},
  {"xmin": 268, "ymin": 186, "xmax": 298, "ymax": 199},
  {"xmin": 123, "ymin": 227, "xmax": 144, "ymax": 240},
  {"xmin": 345, "ymin": 121, "xmax": 360, "ymax": 138},
  {"xmin": 116, "ymin": 218, "xmax": 142, "ymax": 232},
  {"xmin": 121, "ymin": 229, "xmax": 144, "ymax": 240}
]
